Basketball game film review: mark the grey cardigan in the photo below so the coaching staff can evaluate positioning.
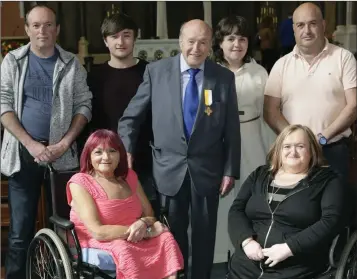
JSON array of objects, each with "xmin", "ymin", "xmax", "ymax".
[{"xmin": 1, "ymin": 43, "xmax": 92, "ymax": 176}]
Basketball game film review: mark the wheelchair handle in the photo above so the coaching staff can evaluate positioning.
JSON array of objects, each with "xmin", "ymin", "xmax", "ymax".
[{"xmin": 37, "ymin": 161, "xmax": 55, "ymax": 173}]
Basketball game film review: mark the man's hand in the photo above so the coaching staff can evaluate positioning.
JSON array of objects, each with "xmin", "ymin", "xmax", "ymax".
[
  {"xmin": 45, "ymin": 141, "xmax": 69, "ymax": 162},
  {"xmin": 149, "ymin": 221, "xmax": 169, "ymax": 238},
  {"xmin": 26, "ymin": 140, "xmax": 51, "ymax": 163},
  {"xmin": 127, "ymin": 152, "xmax": 134, "ymax": 169},
  {"xmin": 262, "ymin": 243, "xmax": 293, "ymax": 267},
  {"xmin": 220, "ymin": 176, "xmax": 235, "ymax": 196}
]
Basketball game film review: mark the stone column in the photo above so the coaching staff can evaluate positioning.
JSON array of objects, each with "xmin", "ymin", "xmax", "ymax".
[
  {"xmin": 346, "ymin": 1, "xmax": 354, "ymax": 25},
  {"xmin": 203, "ymin": 1, "xmax": 212, "ymax": 27},
  {"xmin": 156, "ymin": 1, "xmax": 168, "ymax": 39},
  {"xmin": 18, "ymin": 1, "xmax": 24, "ymax": 18},
  {"xmin": 345, "ymin": 1, "xmax": 356, "ymax": 54}
]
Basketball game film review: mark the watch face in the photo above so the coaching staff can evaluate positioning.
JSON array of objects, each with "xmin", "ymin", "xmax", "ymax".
[{"xmin": 319, "ymin": 136, "xmax": 327, "ymax": 145}]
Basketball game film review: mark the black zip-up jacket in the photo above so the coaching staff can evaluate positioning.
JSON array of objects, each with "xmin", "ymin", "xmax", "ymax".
[{"xmin": 228, "ymin": 165, "xmax": 348, "ymax": 279}]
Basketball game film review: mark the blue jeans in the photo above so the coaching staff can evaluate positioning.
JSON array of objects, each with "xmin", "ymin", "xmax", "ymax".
[{"xmin": 5, "ymin": 147, "xmax": 50, "ymax": 279}]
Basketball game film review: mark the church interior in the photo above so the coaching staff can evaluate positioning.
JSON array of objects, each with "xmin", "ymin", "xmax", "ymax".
[{"xmin": 1, "ymin": 1, "xmax": 357, "ymax": 278}]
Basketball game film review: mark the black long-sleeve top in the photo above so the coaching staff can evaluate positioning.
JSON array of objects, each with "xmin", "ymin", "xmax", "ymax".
[
  {"xmin": 228, "ymin": 165, "xmax": 348, "ymax": 279},
  {"xmin": 87, "ymin": 59, "xmax": 152, "ymax": 172}
]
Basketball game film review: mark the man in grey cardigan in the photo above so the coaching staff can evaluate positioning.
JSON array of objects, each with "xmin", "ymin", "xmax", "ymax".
[{"xmin": 0, "ymin": 5, "xmax": 92, "ymax": 278}]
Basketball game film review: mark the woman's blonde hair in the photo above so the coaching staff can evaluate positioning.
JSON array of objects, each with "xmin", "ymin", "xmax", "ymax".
[{"xmin": 267, "ymin": 125, "xmax": 326, "ymax": 175}]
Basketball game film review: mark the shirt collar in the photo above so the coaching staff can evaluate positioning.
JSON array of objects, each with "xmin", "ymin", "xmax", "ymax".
[
  {"xmin": 180, "ymin": 53, "xmax": 205, "ymax": 74},
  {"xmin": 292, "ymin": 37, "xmax": 330, "ymax": 57},
  {"xmin": 218, "ymin": 59, "xmax": 256, "ymax": 74}
]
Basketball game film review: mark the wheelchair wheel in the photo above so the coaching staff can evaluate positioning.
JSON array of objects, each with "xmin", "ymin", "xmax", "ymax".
[
  {"xmin": 27, "ymin": 228, "xmax": 73, "ymax": 279},
  {"xmin": 335, "ymin": 231, "xmax": 357, "ymax": 279}
]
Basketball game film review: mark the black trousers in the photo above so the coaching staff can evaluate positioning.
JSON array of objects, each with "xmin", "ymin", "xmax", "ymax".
[
  {"xmin": 322, "ymin": 138, "xmax": 355, "ymax": 226},
  {"xmin": 5, "ymin": 147, "xmax": 52, "ymax": 279},
  {"xmin": 136, "ymin": 167, "xmax": 160, "ymax": 219},
  {"xmin": 164, "ymin": 172, "xmax": 220, "ymax": 279},
  {"xmin": 322, "ymin": 138, "xmax": 350, "ymax": 186}
]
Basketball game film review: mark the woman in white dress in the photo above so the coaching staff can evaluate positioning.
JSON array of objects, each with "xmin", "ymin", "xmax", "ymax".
[
  {"xmin": 213, "ymin": 15, "xmax": 276, "ymax": 190},
  {"xmin": 212, "ymin": 15, "xmax": 276, "ymax": 262}
]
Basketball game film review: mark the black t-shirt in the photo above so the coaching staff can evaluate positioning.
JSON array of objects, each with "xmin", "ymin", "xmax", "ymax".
[{"xmin": 88, "ymin": 58, "xmax": 152, "ymax": 171}]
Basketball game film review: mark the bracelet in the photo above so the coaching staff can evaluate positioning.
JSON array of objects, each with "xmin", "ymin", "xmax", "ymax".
[{"xmin": 242, "ymin": 238, "xmax": 253, "ymax": 248}]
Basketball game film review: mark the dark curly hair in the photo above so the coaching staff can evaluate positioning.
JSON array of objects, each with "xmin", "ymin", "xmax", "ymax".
[{"xmin": 212, "ymin": 16, "xmax": 253, "ymax": 65}]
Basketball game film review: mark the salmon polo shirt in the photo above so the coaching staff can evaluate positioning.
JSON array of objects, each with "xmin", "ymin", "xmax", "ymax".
[{"xmin": 264, "ymin": 38, "xmax": 357, "ymax": 143}]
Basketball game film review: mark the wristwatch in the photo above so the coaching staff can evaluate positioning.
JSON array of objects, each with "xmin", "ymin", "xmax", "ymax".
[
  {"xmin": 146, "ymin": 226, "xmax": 152, "ymax": 237},
  {"xmin": 317, "ymin": 133, "xmax": 328, "ymax": 145}
]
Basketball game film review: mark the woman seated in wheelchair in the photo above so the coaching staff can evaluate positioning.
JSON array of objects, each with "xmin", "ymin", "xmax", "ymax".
[
  {"xmin": 66, "ymin": 129, "xmax": 184, "ymax": 279},
  {"xmin": 227, "ymin": 125, "xmax": 349, "ymax": 279}
]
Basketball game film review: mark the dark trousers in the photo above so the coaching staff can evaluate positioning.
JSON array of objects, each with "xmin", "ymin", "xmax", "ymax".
[
  {"xmin": 322, "ymin": 138, "xmax": 355, "ymax": 225},
  {"xmin": 322, "ymin": 138, "xmax": 350, "ymax": 186},
  {"xmin": 136, "ymin": 168, "xmax": 160, "ymax": 219},
  {"xmin": 5, "ymin": 147, "xmax": 51, "ymax": 279},
  {"xmin": 164, "ymin": 172, "xmax": 220, "ymax": 279}
]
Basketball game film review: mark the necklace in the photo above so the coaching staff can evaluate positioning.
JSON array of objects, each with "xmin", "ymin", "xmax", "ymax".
[{"xmin": 268, "ymin": 181, "xmax": 281, "ymax": 204}]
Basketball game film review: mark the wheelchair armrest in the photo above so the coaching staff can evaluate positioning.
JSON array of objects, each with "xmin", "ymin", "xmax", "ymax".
[
  {"xmin": 50, "ymin": 215, "xmax": 75, "ymax": 230},
  {"xmin": 329, "ymin": 227, "xmax": 350, "ymax": 268}
]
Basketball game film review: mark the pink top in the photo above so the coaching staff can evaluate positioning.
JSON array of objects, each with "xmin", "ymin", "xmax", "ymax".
[{"xmin": 66, "ymin": 169, "xmax": 184, "ymax": 279}]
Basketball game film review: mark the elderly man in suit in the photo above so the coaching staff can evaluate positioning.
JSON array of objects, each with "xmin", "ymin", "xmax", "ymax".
[{"xmin": 118, "ymin": 19, "xmax": 241, "ymax": 279}]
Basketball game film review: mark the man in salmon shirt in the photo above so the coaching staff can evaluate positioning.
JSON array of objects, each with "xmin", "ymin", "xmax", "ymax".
[{"xmin": 264, "ymin": 2, "xmax": 356, "ymax": 187}]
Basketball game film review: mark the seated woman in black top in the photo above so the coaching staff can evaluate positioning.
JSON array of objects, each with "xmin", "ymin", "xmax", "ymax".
[{"xmin": 228, "ymin": 124, "xmax": 348, "ymax": 279}]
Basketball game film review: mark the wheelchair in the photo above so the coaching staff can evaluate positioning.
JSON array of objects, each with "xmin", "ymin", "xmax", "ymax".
[
  {"xmin": 26, "ymin": 165, "xmax": 117, "ymax": 279},
  {"xmin": 26, "ymin": 165, "xmax": 357, "ymax": 279},
  {"xmin": 26, "ymin": 164, "xmax": 173, "ymax": 279},
  {"xmin": 310, "ymin": 226, "xmax": 357, "ymax": 279},
  {"xmin": 224, "ymin": 224, "xmax": 357, "ymax": 279}
]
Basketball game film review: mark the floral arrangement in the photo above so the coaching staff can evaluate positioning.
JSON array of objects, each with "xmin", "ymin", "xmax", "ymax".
[{"xmin": 1, "ymin": 40, "xmax": 26, "ymax": 57}]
